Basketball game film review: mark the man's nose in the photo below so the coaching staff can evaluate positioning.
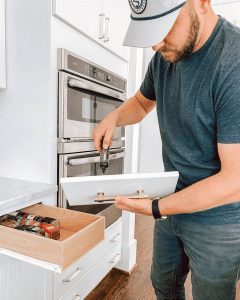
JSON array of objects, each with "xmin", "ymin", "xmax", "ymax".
[{"xmin": 152, "ymin": 40, "xmax": 165, "ymax": 52}]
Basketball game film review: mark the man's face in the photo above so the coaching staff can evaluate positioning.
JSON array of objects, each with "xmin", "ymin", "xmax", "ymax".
[{"xmin": 152, "ymin": 2, "xmax": 200, "ymax": 63}]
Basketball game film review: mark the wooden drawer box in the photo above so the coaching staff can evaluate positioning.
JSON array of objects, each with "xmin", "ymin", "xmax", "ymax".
[{"xmin": 0, "ymin": 204, "xmax": 105, "ymax": 272}]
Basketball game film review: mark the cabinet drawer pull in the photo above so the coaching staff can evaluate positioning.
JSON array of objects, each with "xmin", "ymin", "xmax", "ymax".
[
  {"xmin": 110, "ymin": 233, "xmax": 121, "ymax": 243},
  {"xmin": 73, "ymin": 295, "xmax": 81, "ymax": 300},
  {"xmin": 63, "ymin": 268, "xmax": 81, "ymax": 283},
  {"xmin": 104, "ymin": 17, "xmax": 110, "ymax": 42},
  {"xmin": 109, "ymin": 253, "xmax": 120, "ymax": 264},
  {"xmin": 99, "ymin": 13, "xmax": 105, "ymax": 39}
]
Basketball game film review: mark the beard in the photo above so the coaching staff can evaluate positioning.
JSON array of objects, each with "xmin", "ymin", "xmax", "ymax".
[{"xmin": 161, "ymin": 11, "xmax": 200, "ymax": 63}]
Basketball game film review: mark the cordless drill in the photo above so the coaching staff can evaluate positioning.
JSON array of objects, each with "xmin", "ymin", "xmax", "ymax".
[{"xmin": 100, "ymin": 147, "xmax": 110, "ymax": 175}]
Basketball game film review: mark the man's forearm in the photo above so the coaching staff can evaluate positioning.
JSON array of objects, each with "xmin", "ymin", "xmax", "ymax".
[
  {"xmin": 110, "ymin": 96, "xmax": 148, "ymax": 127},
  {"xmin": 160, "ymin": 170, "xmax": 240, "ymax": 215}
]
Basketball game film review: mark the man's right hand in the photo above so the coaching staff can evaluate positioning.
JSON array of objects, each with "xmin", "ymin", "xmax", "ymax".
[
  {"xmin": 93, "ymin": 112, "xmax": 118, "ymax": 152},
  {"xmin": 93, "ymin": 90, "xmax": 156, "ymax": 152}
]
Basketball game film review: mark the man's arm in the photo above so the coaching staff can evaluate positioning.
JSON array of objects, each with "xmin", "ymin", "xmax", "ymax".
[
  {"xmin": 93, "ymin": 90, "xmax": 156, "ymax": 151},
  {"xmin": 113, "ymin": 90, "xmax": 156, "ymax": 127},
  {"xmin": 115, "ymin": 143, "xmax": 240, "ymax": 215},
  {"xmin": 158, "ymin": 143, "xmax": 240, "ymax": 215}
]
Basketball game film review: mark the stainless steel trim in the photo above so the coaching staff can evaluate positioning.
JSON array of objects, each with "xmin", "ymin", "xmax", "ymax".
[
  {"xmin": 57, "ymin": 139, "xmax": 125, "ymax": 154},
  {"xmin": 58, "ymin": 48, "xmax": 127, "ymax": 93},
  {"xmin": 68, "ymin": 152, "xmax": 125, "ymax": 166},
  {"xmin": 58, "ymin": 71, "xmax": 65, "ymax": 140},
  {"xmin": 68, "ymin": 77, "xmax": 125, "ymax": 101}
]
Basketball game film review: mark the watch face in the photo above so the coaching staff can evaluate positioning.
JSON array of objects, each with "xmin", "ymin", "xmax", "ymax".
[{"xmin": 128, "ymin": 0, "xmax": 147, "ymax": 14}]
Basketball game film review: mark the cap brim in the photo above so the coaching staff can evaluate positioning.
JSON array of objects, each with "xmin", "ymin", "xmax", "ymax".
[{"xmin": 123, "ymin": 9, "xmax": 180, "ymax": 48}]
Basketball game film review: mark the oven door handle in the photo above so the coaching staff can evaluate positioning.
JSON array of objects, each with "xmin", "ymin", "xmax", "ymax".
[
  {"xmin": 68, "ymin": 152, "xmax": 125, "ymax": 166},
  {"xmin": 68, "ymin": 78, "xmax": 125, "ymax": 101}
]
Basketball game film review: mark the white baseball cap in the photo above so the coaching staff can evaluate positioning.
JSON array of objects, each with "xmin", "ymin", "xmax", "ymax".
[{"xmin": 123, "ymin": 0, "xmax": 186, "ymax": 48}]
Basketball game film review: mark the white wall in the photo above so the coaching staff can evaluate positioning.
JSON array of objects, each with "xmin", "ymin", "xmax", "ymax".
[{"xmin": 0, "ymin": 0, "xmax": 53, "ymax": 185}]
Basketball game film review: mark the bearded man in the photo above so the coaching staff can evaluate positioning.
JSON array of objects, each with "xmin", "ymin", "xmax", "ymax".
[{"xmin": 93, "ymin": 0, "xmax": 240, "ymax": 299}]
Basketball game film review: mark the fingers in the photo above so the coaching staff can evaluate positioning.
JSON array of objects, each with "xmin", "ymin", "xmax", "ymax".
[
  {"xmin": 102, "ymin": 129, "xmax": 114, "ymax": 149},
  {"xmin": 93, "ymin": 128, "xmax": 104, "ymax": 152},
  {"xmin": 93, "ymin": 129, "xmax": 112, "ymax": 152},
  {"xmin": 115, "ymin": 196, "xmax": 136, "ymax": 211},
  {"xmin": 93, "ymin": 121, "xmax": 115, "ymax": 152},
  {"xmin": 115, "ymin": 196, "xmax": 152, "ymax": 216}
]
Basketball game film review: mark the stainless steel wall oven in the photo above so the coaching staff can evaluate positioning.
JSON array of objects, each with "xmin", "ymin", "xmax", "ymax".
[{"xmin": 57, "ymin": 49, "xmax": 127, "ymax": 227}]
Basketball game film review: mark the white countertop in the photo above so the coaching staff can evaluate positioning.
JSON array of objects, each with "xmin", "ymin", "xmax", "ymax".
[{"xmin": 0, "ymin": 177, "xmax": 58, "ymax": 216}]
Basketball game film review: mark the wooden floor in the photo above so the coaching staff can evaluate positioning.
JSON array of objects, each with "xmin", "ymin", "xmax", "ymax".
[{"xmin": 86, "ymin": 214, "xmax": 240, "ymax": 300}]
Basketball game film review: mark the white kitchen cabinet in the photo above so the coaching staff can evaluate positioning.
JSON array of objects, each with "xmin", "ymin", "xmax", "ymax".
[
  {"xmin": 53, "ymin": 0, "xmax": 130, "ymax": 61},
  {"xmin": 102, "ymin": 0, "xmax": 130, "ymax": 61},
  {"xmin": 213, "ymin": 2, "xmax": 240, "ymax": 26},
  {"xmin": 54, "ymin": 219, "xmax": 122, "ymax": 299},
  {"xmin": 0, "ymin": 217, "xmax": 122, "ymax": 300},
  {"xmin": 0, "ymin": 0, "xmax": 6, "ymax": 89},
  {"xmin": 0, "ymin": 0, "xmax": 133, "ymax": 297},
  {"xmin": 59, "ymin": 242, "xmax": 122, "ymax": 300},
  {"xmin": 0, "ymin": 254, "xmax": 53, "ymax": 300},
  {"xmin": 53, "ymin": 0, "xmax": 104, "ymax": 44}
]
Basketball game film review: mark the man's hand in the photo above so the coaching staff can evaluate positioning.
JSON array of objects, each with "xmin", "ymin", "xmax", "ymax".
[
  {"xmin": 93, "ymin": 112, "xmax": 117, "ymax": 152},
  {"xmin": 115, "ymin": 196, "xmax": 153, "ymax": 216},
  {"xmin": 93, "ymin": 91, "xmax": 156, "ymax": 152}
]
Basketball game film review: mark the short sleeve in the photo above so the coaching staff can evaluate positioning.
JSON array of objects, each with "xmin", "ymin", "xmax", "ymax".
[
  {"xmin": 215, "ymin": 63, "xmax": 240, "ymax": 143},
  {"xmin": 140, "ymin": 56, "xmax": 156, "ymax": 101}
]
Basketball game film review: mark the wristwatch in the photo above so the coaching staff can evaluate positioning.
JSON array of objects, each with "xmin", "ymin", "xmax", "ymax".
[{"xmin": 151, "ymin": 198, "xmax": 167, "ymax": 220}]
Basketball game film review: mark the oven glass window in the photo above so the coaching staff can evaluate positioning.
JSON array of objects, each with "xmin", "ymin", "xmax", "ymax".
[
  {"xmin": 67, "ymin": 88, "xmax": 96, "ymax": 123},
  {"xmin": 95, "ymin": 97, "xmax": 122, "ymax": 123},
  {"xmin": 95, "ymin": 157, "xmax": 123, "ymax": 176},
  {"xmin": 67, "ymin": 163, "xmax": 95, "ymax": 177}
]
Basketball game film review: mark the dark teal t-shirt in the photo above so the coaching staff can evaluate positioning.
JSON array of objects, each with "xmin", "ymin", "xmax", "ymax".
[{"xmin": 140, "ymin": 16, "xmax": 240, "ymax": 224}]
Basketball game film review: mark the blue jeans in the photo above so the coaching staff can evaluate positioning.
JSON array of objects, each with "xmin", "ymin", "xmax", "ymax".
[{"xmin": 151, "ymin": 216, "xmax": 240, "ymax": 300}]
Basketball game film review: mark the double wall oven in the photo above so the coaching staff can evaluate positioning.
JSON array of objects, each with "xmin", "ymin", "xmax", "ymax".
[{"xmin": 57, "ymin": 49, "xmax": 127, "ymax": 227}]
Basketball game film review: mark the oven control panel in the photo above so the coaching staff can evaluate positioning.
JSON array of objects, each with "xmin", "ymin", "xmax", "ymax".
[{"xmin": 67, "ymin": 54, "xmax": 126, "ymax": 93}]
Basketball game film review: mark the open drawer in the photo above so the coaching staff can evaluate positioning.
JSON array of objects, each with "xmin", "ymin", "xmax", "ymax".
[{"xmin": 0, "ymin": 204, "xmax": 105, "ymax": 273}]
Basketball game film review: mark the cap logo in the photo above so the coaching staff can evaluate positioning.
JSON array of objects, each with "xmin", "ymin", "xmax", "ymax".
[{"xmin": 128, "ymin": 0, "xmax": 147, "ymax": 14}]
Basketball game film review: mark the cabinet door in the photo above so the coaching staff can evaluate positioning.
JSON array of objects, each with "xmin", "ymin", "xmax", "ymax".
[
  {"xmin": 0, "ymin": 254, "xmax": 52, "ymax": 300},
  {"xmin": 103, "ymin": 0, "xmax": 131, "ymax": 61},
  {"xmin": 213, "ymin": 2, "xmax": 240, "ymax": 26},
  {"xmin": 53, "ymin": 0, "xmax": 104, "ymax": 42}
]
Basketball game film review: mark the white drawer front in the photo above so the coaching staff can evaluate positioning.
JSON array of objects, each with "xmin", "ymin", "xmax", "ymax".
[
  {"xmin": 54, "ymin": 219, "xmax": 122, "ymax": 299},
  {"xmin": 105, "ymin": 218, "xmax": 122, "ymax": 245},
  {"xmin": 59, "ymin": 242, "xmax": 122, "ymax": 300}
]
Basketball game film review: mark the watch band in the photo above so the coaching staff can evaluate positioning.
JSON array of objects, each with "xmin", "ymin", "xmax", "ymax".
[{"xmin": 151, "ymin": 198, "xmax": 167, "ymax": 220}]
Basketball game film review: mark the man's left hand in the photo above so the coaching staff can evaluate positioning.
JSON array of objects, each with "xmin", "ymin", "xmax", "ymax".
[{"xmin": 115, "ymin": 196, "xmax": 152, "ymax": 216}]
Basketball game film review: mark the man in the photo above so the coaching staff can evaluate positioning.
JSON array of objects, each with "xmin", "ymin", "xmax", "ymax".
[{"xmin": 93, "ymin": 0, "xmax": 240, "ymax": 299}]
